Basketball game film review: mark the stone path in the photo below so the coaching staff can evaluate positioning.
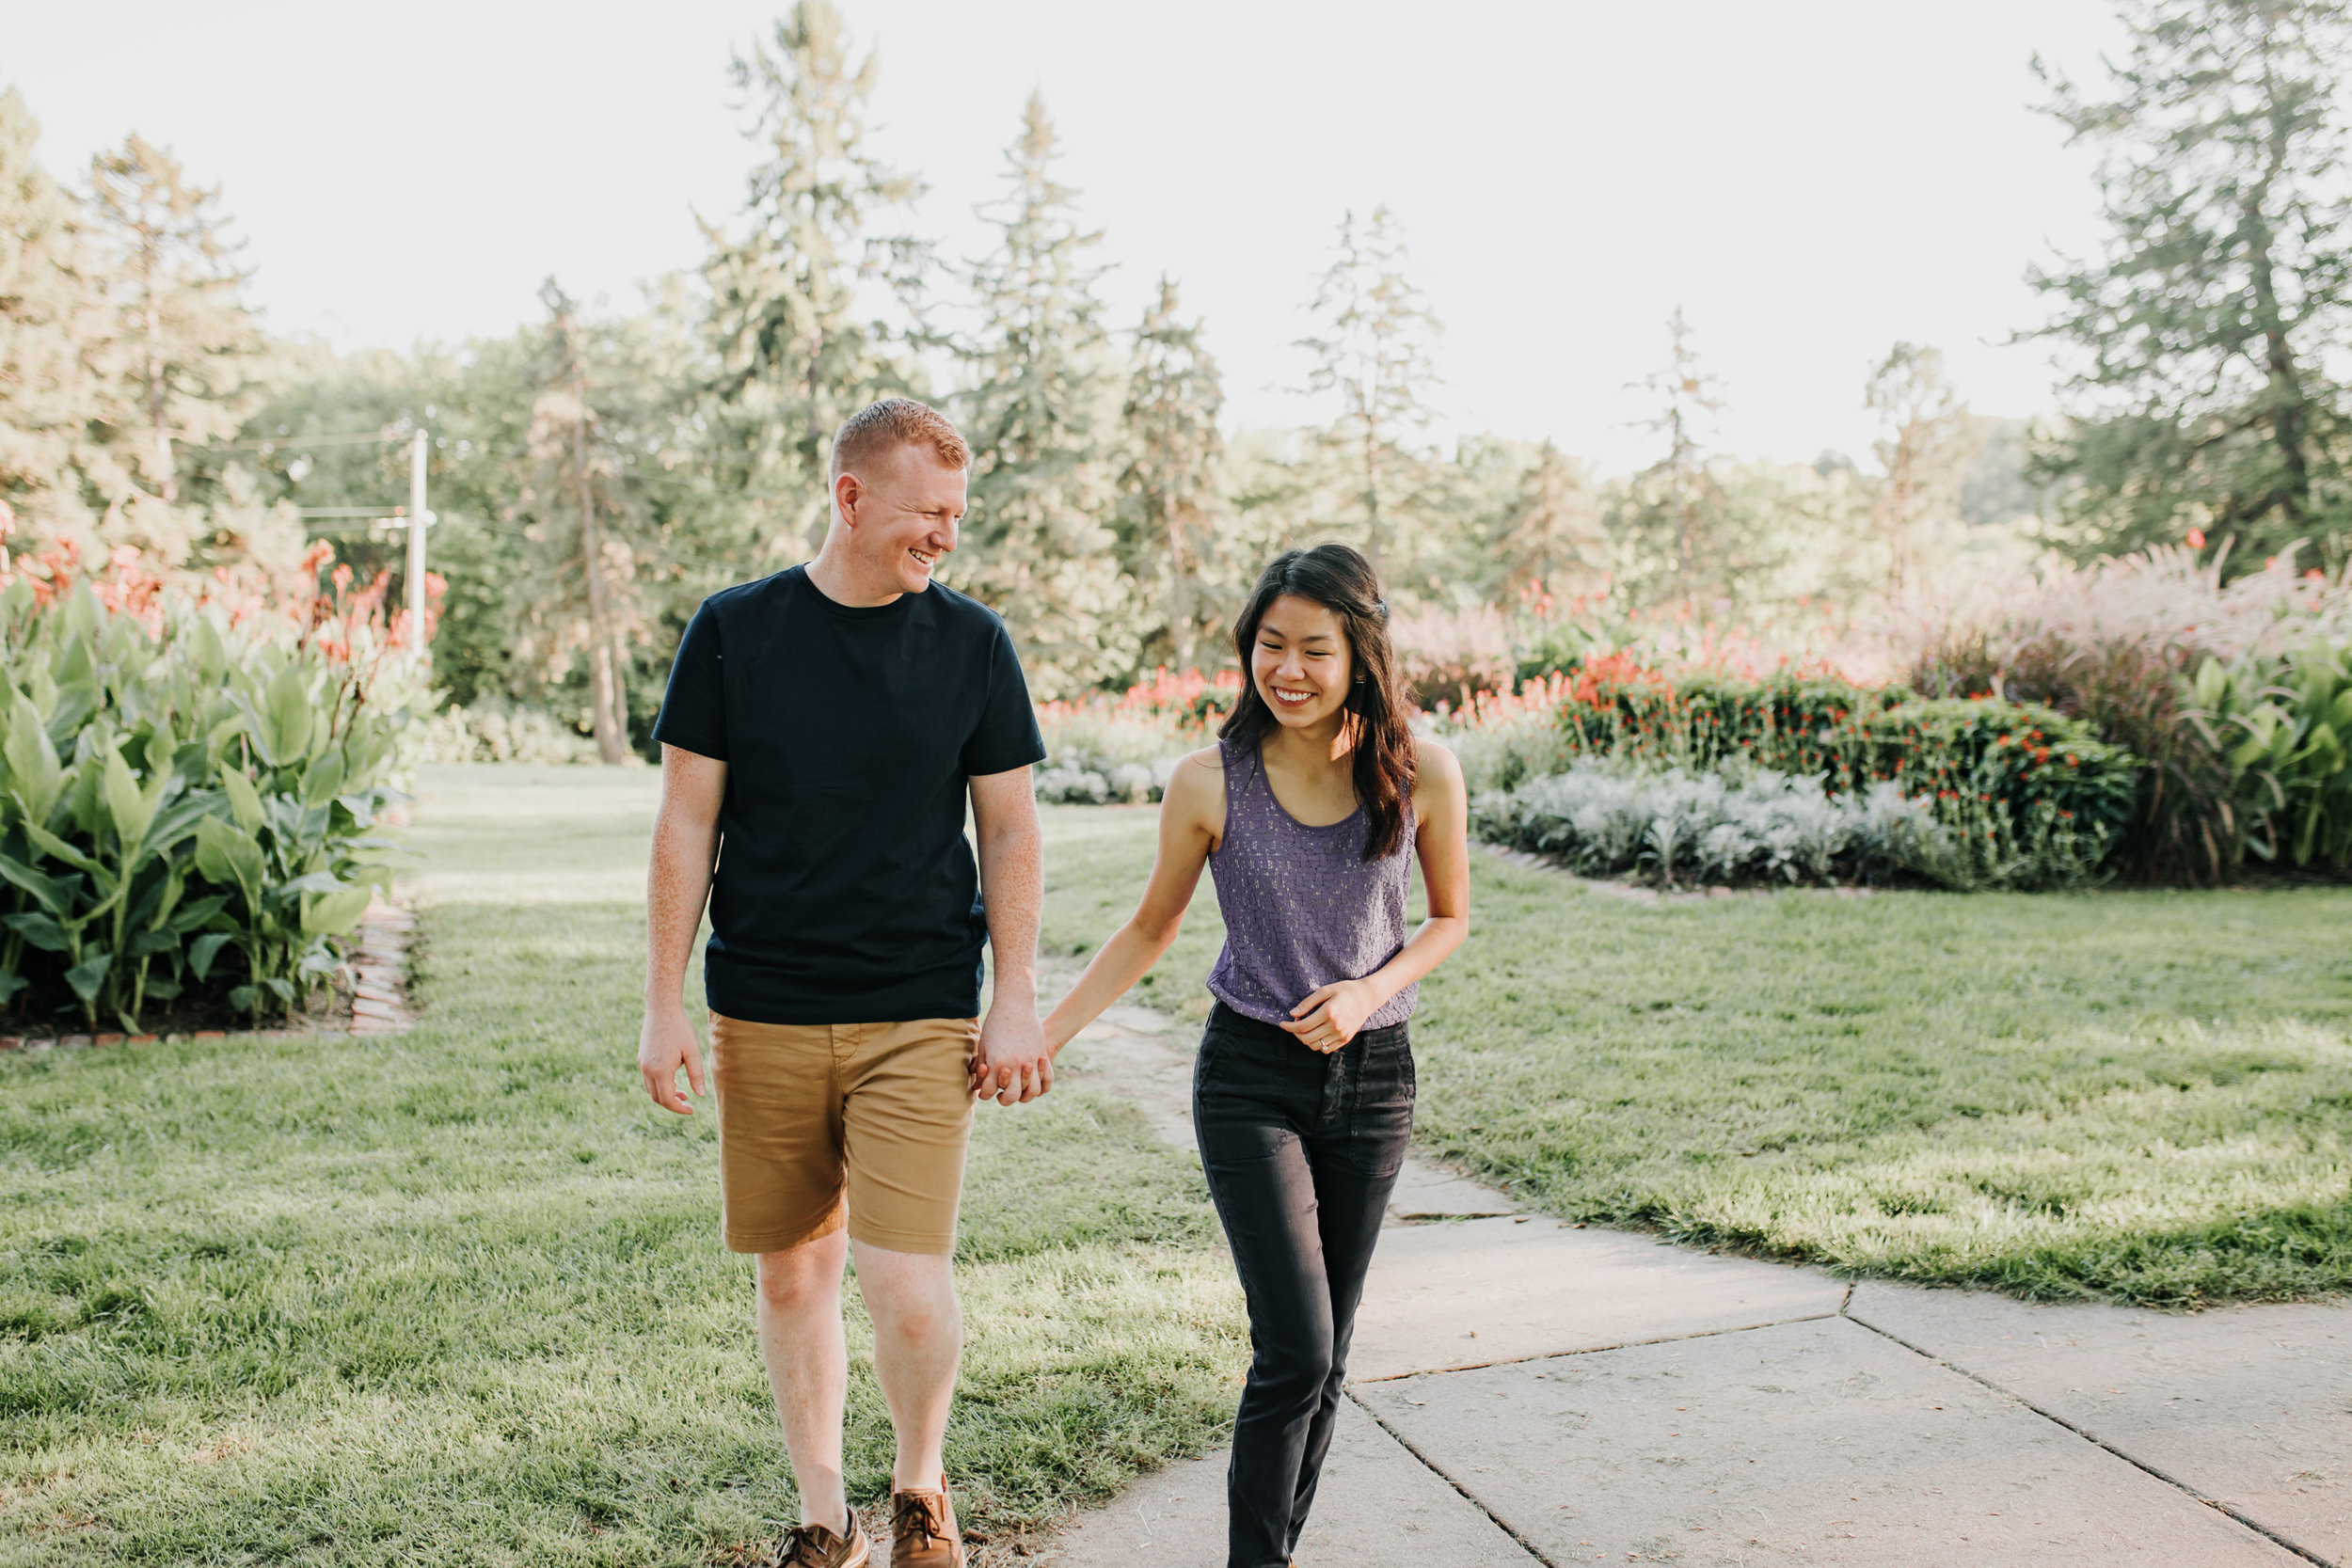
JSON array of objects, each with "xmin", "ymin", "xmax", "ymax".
[{"xmin": 1036, "ymin": 997, "xmax": 2352, "ymax": 1567}]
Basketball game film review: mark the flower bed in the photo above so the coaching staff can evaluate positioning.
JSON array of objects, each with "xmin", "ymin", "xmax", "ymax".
[
  {"xmin": 1473, "ymin": 762, "xmax": 1943, "ymax": 887},
  {"xmin": 0, "ymin": 542, "xmax": 427, "ymax": 1031},
  {"xmin": 1033, "ymin": 667, "xmax": 1238, "ymax": 804},
  {"xmin": 1444, "ymin": 655, "xmax": 2141, "ymax": 889}
]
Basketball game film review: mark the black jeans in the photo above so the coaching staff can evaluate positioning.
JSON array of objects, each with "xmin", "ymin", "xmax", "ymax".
[{"xmin": 1192, "ymin": 1002, "xmax": 1416, "ymax": 1568}]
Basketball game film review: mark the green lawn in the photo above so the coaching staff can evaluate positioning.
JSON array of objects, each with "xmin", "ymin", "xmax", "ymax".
[
  {"xmin": 1041, "ymin": 804, "xmax": 2352, "ymax": 1307},
  {"xmin": 0, "ymin": 770, "xmax": 1241, "ymax": 1567}
]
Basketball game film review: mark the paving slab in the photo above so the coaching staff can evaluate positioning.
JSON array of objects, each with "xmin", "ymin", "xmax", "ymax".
[
  {"xmin": 1057, "ymin": 1017, "xmax": 1197, "ymax": 1146},
  {"xmin": 1348, "ymin": 1216, "xmax": 1849, "ymax": 1382},
  {"xmin": 1850, "ymin": 1281, "xmax": 2352, "ymax": 1563},
  {"xmin": 1035, "ymin": 1398, "xmax": 1533, "ymax": 1567},
  {"xmin": 1356, "ymin": 1315, "xmax": 2303, "ymax": 1566},
  {"xmin": 1389, "ymin": 1157, "xmax": 1519, "ymax": 1222}
]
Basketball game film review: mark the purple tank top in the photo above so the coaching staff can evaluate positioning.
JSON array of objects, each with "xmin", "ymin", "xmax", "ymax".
[{"xmin": 1204, "ymin": 738, "xmax": 1418, "ymax": 1030}]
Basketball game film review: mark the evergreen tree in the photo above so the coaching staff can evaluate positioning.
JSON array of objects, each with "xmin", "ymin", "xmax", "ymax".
[
  {"xmin": 83, "ymin": 133, "xmax": 262, "ymax": 558},
  {"xmin": 1865, "ymin": 341, "xmax": 1978, "ymax": 594},
  {"xmin": 1118, "ymin": 277, "xmax": 1225, "ymax": 670},
  {"xmin": 0, "ymin": 88, "xmax": 103, "ymax": 545},
  {"xmin": 512, "ymin": 282, "xmax": 692, "ymax": 761},
  {"xmin": 1618, "ymin": 308, "xmax": 1728, "ymax": 605},
  {"xmin": 2027, "ymin": 0, "xmax": 2352, "ymax": 566},
  {"xmin": 1493, "ymin": 441, "xmax": 1606, "ymax": 599},
  {"xmin": 1295, "ymin": 205, "xmax": 1443, "ymax": 582},
  {"xmin": 702, "ymin": 0, "xmax": 924, "ymax": 561},
  {"xmin": 957, "ymin": 92, "xmax": 1131, "ymax": 699}
]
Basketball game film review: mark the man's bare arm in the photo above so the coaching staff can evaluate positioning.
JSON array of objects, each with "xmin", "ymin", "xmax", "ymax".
[
  {"xmin": 968, "ymin": 765, "xmax": 1048, "ymax": 1105},
  {"xmin": 641, "ymin": 743, "xmax": 726, "ymax": 1114}
]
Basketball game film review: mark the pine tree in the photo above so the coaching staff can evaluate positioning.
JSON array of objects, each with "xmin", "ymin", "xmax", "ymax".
[
  {"xmin": 1295, "ymin": 205, "xmax": 1443, "ymax": 583},
  {"xmin": 702, "ymin": 0, "xmax": 924, "ymax": 561},
  {"xmin": 957, "ymin": 92, "xmax": 1131, "ymax": 699},
  {"xmin": 2027, "ymin": 0, "xmax": 2352, "ymax": 566},
  {"xmin": 1493, "ymin": 441, "xmax": 1606, "ymax": 598},
  {"xmin": 1865, "ymin": 341, "xmax": 1978, "ymax": 594},
  {"xmin": 514, "ymin": 282, "xmax": 687, "ymax": 762},
  {"xmin": 1620, "ymin": 308, "xmax": 1728, "ymax": 604},
  {"xmin": 83, "ymin": 133, "xmax": 262, "ymax": 556},
  {"xmin": 1119, "ymin": 277, "xmax": 1225, "ymax": 671},
  {"xmin": 0, "ymin": 88, "xmax": 103, "ymax": 545}
]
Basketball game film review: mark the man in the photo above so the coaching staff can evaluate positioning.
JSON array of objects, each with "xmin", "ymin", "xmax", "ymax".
[{"xmin": 640, "ymin": 397, "xmax": 1051, "ymax": 1568}]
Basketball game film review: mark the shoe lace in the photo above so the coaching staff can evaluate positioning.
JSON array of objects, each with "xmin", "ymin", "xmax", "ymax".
[
  {"xmin": 892, "ymin": 1491, "xmax": 949, "ymax": 1549},
  {"xmin": 775, "ymin": 1523, "xmax": 837, "ymax": 1568}
]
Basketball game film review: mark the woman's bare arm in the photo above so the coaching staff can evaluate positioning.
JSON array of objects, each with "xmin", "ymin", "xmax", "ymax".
[{"xmin": 1041, "ymin": 746, "xmax": 1225, "ymax": 1056}]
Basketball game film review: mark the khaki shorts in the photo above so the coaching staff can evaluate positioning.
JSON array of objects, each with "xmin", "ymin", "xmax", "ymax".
[{"xmin": 708, "ymin": 1013, "xmax": 980, "ymax": 1257}]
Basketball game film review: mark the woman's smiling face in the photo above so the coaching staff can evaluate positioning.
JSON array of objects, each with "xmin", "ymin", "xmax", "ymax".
[{"xmin": 1250, "ymin": 594, "xmax": 1354, "ymax": 731}]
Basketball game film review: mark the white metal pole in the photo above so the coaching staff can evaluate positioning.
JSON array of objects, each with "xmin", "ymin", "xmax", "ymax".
[{"xmin": 406, "ymin": 430, "xmax": 430, "ymax": 645}]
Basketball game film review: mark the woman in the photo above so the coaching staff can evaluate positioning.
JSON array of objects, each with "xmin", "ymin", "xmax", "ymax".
[{"xmin": 1042, "ymin": 544, "xmax": 1470, "ymax": 1568}]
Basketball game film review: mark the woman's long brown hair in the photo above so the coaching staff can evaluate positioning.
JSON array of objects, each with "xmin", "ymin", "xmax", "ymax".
[{"xmin": 1218, "ymin": 544, "xmax": 1416, "ymax": 861}]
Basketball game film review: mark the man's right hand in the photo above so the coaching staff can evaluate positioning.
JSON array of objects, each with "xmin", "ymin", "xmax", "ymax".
[{"xmin": 640, "ymin": 1004, "xmax": 707, "ymax": 1115}]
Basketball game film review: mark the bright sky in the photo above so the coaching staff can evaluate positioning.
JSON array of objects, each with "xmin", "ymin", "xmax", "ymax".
[{"xmin": 10, "ymin": 0, "xmax": 2127, "ymax": 475}]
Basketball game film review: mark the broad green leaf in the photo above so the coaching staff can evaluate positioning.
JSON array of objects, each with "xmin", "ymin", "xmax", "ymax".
[
  {"xmin": 103, "ymin": 749, "xmax": 159, "ymax": 848},
  {"xmin": 0, "ymin": 852, "xmax": 72, "ymax": 918},
  {"xmin": 219, "ymin": 768, "xmax": 266, "ymax": 832},
  {"xmin": 189, "ymin": 931, "xmax": 234, "ymax": 980},
  {"xmin": 4, "ymin": 911, "xmax": 71, "ymax": 952},
  {"xmin": 300, "ymin": 887, "xmax": 373, "ymax": 937},
  {"xmin": 228, "ymin": 983, "xmax": 259, "ymax": 1012},
  {"xmin": 299, "ymin": 750, "xmax": 345, "ymax": 809},
  {"xmin": 23, "ymin": 819, "xmax": 100, "ymax": 875},
  {"xmin": 63, "ymin": 948, "xmax": 110, "ymax": 1003},
  {"xmin": 168, "ymin": 895, "xmax": 230, "ymax": 933},
  {"xmin": 265, "ymin": 666, "xmax": 312, "ymax": 768},
  {"xmin": 194, "ymin": 816, "xmax": 265, "ymax": 911},
  {"xmin": 4, "ymin": 690, "xmax": 62, "ymax": 823}
]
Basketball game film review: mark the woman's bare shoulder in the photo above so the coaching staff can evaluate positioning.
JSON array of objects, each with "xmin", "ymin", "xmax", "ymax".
[
  {"xmin": 1183, "ymin": 741, "xmax": 1226, "ymax": 771},
  {"xmin": 1410, "ymin": 732, "xmax": 1462, "ymax": 781}
]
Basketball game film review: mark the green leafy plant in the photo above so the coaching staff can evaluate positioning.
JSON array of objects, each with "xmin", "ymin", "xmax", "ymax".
[
  {"xmin": 0, "ymin": 548, "xmax": 423, "ymax": 1032},
  {"xmin": 2191, "ymin": 641, "xmax": 2352, "ymax": 872}
]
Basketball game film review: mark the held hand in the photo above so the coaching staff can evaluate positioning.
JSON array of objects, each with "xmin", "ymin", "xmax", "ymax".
[
  {"xmin": 640, "ymin": 1005, "xmax": 707, "ymax": 1115},
  {"xmin": 974, "ymin": 1002, "xmax": 1054, "ymax": 1106},
  {"xmin": 1279, "ymin": 980, "xmax": 1379, "ymax": 1055}
]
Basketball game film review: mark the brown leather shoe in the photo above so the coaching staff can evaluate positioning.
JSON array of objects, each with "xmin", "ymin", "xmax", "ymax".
[
  {"xmin": 887, "ymin": 1486, "xmax": 964, "ymax": 1567},
  {"xmin": 771, "ymin": 1508, "xmax": 871, "ymax": 1568}
]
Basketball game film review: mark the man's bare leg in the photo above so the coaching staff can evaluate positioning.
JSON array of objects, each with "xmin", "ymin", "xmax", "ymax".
[
  {"xmin": 756, "ymin": 1229, "xmax": 852, "ymax": 1531},
  {"xmin": 851, "ymin": 1241, "xmax": 962, "ymax": 1492}
]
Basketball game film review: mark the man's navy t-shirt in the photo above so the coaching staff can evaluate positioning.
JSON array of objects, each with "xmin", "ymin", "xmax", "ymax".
[{"xmin": 651, "ymin": 565, "xmax": 1045, "ymax": 1025}]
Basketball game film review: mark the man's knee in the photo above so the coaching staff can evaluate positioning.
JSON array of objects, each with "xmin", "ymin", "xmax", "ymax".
[
  {"xmin": 757, "ymin": 1235, "xmax": 846, "ymax": 1313},
  {"xmin": 852, "ymin": 1243, "xmax": 960, "ymax": 1332}
]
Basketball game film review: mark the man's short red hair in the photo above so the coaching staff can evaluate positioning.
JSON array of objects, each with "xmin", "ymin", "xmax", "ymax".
[{"xmin": 830, "ymin": 397, "xmax": 971, "ymax": 483}]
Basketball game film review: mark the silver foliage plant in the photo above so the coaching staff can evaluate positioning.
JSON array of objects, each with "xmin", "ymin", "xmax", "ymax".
[{"xmin": 1473, "ymin": 762, "xmax": 1947, "ymax": 887}]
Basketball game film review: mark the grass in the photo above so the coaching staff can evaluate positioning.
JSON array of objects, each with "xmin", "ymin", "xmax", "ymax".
[
  {"xmin": 1038, "ymin": 804, "xmax": 2352, "ymax": 1308},
  {"xmin": 0, "ymin": 769, "xmax": 1242, "ymax": 1567}
]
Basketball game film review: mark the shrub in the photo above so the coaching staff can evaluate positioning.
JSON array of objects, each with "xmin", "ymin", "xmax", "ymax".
[
  {"xmin": 1473, "ymin": 762, "xmax": 1944, "ymax": 888},
  {"xmin": 2193, "ymin": 640, "xmax": 2352, "ymax": 871},
  {"xmin": 0, "ymin": 548, "xmax": 421, "ymax": 1031},
  {"xmin": 1440, "ymin": 654, "xmax": 2141, "ymax": 888},
  {"xmin": 1033, "ymin": 668, "xmax": 1236, "ymax": 805},
  {"xmin": 410, "ymin": 699, "xmax": 601, "ymax": 765},
  {"xmin": 1908, "ymin": 545, "xmax": 2352, "ymax": 881},
  {"xmin": 1842, "ymin": 699, "xmax": 2139, "ymax": 888}
]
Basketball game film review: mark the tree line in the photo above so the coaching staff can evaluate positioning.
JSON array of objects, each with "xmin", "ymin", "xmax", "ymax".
[{"xmin": 1, "ymin": 0, "xmax": 2346, "ymax": 755}]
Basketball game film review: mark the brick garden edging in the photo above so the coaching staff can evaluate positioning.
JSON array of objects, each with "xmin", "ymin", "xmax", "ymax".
[{"xmin": 0, "ymin": 890, "xmax": 418, "ymax": 1052}]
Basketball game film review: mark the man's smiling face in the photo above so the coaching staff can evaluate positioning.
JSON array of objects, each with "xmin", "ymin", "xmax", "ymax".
[{"xmin": 844, "ymin": 443, "xmax": 966, "ymax": 597}]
